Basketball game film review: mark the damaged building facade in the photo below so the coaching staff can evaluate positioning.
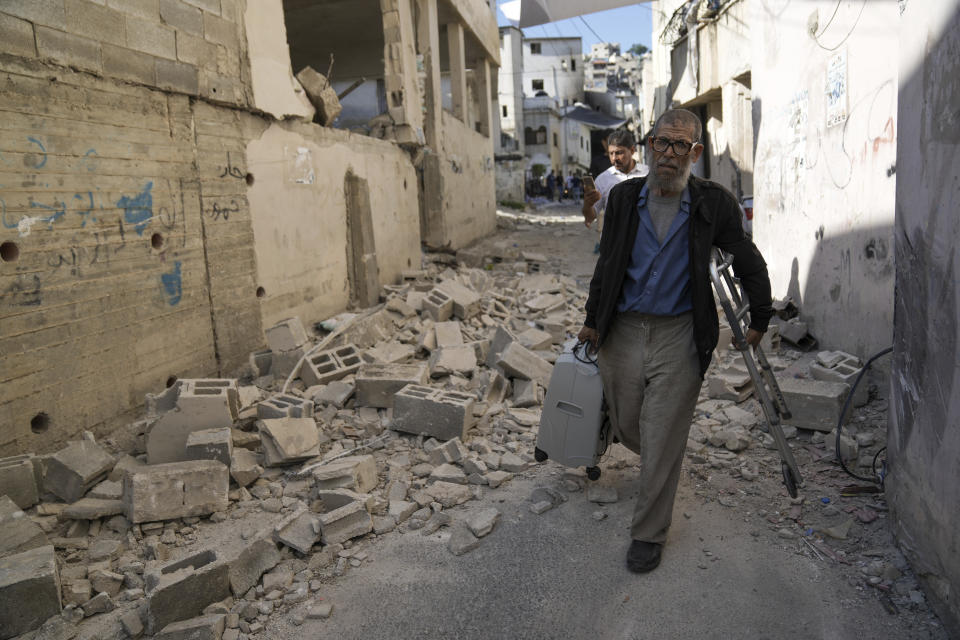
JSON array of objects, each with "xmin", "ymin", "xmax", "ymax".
[{"xmin": 0, "ymin": 0, "xmax": 500, "ymax": 454}]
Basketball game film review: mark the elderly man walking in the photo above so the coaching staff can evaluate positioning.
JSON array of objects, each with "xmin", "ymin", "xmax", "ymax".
[{"xmin": 578, "ymin": 109, "xmax": 773, "ymax": 573}]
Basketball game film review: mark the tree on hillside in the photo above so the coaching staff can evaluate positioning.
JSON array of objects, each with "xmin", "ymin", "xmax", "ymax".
[{"xmin": 627, "ymin": 43, "xmax": 649, "ymax": 56}]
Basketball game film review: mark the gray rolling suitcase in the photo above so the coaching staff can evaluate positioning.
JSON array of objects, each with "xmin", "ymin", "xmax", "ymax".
[{"xmin": 534, "ymin": 341, "xmax": 610, "ymax": 480}]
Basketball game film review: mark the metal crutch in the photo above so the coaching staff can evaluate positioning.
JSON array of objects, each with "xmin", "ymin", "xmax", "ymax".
[{"xmin": 709, "ymin": 248, "xmax": 803, "ymax": 497}]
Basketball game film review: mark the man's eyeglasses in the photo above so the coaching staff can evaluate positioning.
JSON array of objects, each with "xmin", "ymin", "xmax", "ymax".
[{"xmin": 649, "ymin": 136, "xmax": 699, "ymax": 156}]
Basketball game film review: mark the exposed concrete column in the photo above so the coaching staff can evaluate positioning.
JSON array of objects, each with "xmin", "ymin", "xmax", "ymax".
[
  {"xmin": 447, "ymin": 21, "xmax": 467, "ymax": 122},
  {"xmin": 474, "ymin": 57, "xmax": 492, "ymax": 137},
  {"xmin": 415, "ymin": 0, "xmax": 442, "ymax": 149},
  {"xmin": 381, "ymin": 0, "xmax": 424, "ymax": 140}
]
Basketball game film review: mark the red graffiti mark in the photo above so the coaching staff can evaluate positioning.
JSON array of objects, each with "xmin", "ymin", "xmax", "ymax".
[{"xmin": 873, "ymin": 117, "xmax": 895, "ymax": 153}]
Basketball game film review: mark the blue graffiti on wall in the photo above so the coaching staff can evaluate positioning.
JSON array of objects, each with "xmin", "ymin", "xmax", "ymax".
[
  {"xmin": 161, "ymin": 261, "xmax": 182, "ymax": 306},
  {"xmin": 28, "ymin": 199, "xmax": 66, "ymax": 228},
  {"xmin": 117, "ymin": 181, "xmax": 153, "ymax": 236},
  {"xmin": 26, "ymin": 137, "xmax": 47, "ymax": 168}
]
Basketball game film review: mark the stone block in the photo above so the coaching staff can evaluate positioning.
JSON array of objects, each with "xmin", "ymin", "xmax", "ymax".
[
  {"xmin": 270, "ymin": 346, "xmax": 307, "ymax": 378},
  {"xmin": 156, "ymin": 614, "xmax": 225, "ymax": 640},
  {"xmin": 0, "ymin": 455, "xmax": 39, "ymax": 509},
  {"xmin": 524, "ymin": 293, "xmax": 565, "ymax": 313},
  {"xmin": 512, "ymin": 379, "xmax": 541, "ymax": 408},
  {"xmin": 35, "ymin": 25, "xmax": 101, "ymax": 73},
  {"xmin": 313, "ymin": 489, "xmax": 372, "ymax": 545},
  {"xmin": 311, "ymin": 455, "xmax": 378, "ymax": 493},
  {"xmin": 145, "ymin": 549, "xmax": 230, "ymax": 634},
  {"xmin": 0, "ymin": 495, "xmax": 48, "ymax": 558},
  {"xmin": 155, "ymin": 58, "xmax": 199, "ymax": 94},
  {"xmin": 273, "ymin": 509, "xmax": 322, "ymax": 554},
  {"xmin": 64, "ymin": 579, "xmax": 92, "ymax": 606},
  {"xmin": 185, "ymin": 428, "xmax": 233, "ymax": 466},
  {"xmin": 483, "ymin": 370, "xmax": 509, "ymax": 404},
  {"xmin": 423, "ymin": 481, "xmax": 473, "ymax": 508},
  {"xmin": 707, "ymin": 366, "xmax": 754, "ymax": 402},
  {"xmin": 466, "ymin": 507, "xmax": 501, "ymax": 538},
  {"xmin": 300, "ymin": 345, "xmax": 363, "ymax": 387},
  {"xmin": 311, "ymin": 381, "xmax": 355, "ymax": 408},
  {"xmin": 0, "ymin": 12, "xmax": 36, "ymax": 58},
  {"xmin": 0, "ymin": 545, "xmax": 61, "ymax": 639},
  {"xmin": 434, "ymin": 321, "xmax": 464, "ymax": 347},
  {"xmin": 497, "ymin": 342, "xmax": 553, "ymax": 387},
  {"xmin": 428, "ymin": 437, "xmax": 469, "ymax": 464},
  {"xmin": 226, "ymin": 537, "xmax": 280, "ymax": 596},
  {"xmin": 89, "ymin": 568, "xmax": 124, "ymax": 597},
  {"xmin": 436, "ymin": 280, "xmax": 481, "ymax": 319},
  {"xmin": 124, "ymin": 461, "xmax": 229, "ymax": 524},
  {"xmin": 257, "ymin": 394, "xmax": 314, "ymax": 419},
  {"xmin": 265, "ymin": 317, "xmax": 309, "ymax": 353},
  {"xmin": 257, "ymin": 418, "xmax": 320, "ymax": 467},
  {"xmin": 393, "ymin": 385, "xmax": 476, "ymax": 441},
  {"xmin": 535, "ymin": 316, "xmax": 566, "ymax": 344},
  {"xmin": 776, "ymin": 318, "xmax": 810, "ymax": 345},
  {"xmin": 44, "ymin": 439, "xmax": 115, "ymax": 503},
  {"xmin": 485, "ymin": 326, "xmax": 519, "ymax": 370},
  {"xmin": 517, "ymin": 327, "xmax": 553, "ymax": 351},
  {"xmin": 422, "ymin": 288, "xmax": 454, "ymax": 322},
  {"xmin": 810, "ymin": 352, "xmax": 867, "ymax": 407},
  {"xmin": 778, "ymin": 377, "xmax": 852, "ymax": 432},
  {"xmin": 355, "ymin": 363, "xmax": 428, "ymax": 408},
  {"xmin": 229, "ymin": 449, "xmax": 262, "ymax": 487},
  {"xmin": 295, "ymin": 66, "xmax": 342, "ymax": 125},
  {"xmin": 249, "ymin": 349, "xmax": 272, "ymax": 376},
  {"xmin": 428, "ymin": 345, "xmax": 477, "ymax": 377},
  {"xmin": 61, "ymin": 498, "xmax": 124, "ymax": 520},
  {"xmin": 147, "ymin": 379, "xmax": 239, "ymax": 465}
]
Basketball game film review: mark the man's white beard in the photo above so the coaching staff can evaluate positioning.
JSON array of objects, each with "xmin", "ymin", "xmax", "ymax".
[{"xmin": 648, "ymin": 159, "xmax": 692, "ymax": 194}]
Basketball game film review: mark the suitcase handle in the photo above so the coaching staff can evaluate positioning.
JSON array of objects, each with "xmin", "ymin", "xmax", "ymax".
[{"xmin": 555, "ymin": 401, "xmax": 584, "ymax": 417}]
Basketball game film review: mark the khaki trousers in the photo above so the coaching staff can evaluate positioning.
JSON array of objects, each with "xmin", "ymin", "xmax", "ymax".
[{"xmin": 598, "ymin": 312, "xmax": 702, "ymax": 543}]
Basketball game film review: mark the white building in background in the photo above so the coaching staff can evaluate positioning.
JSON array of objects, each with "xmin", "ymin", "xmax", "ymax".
[
  {"xmin": 496, "ymin": 26, "xmax": 526, "ymax": 203},
  {"xmin": 521, "ymin": 36, "xmax": 584, "ymax": 105}
]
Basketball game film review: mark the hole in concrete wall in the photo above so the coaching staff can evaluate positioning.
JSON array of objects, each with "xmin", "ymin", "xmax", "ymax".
[
  {"xmin": 256, "ymin": 286, "xmax": 266, "ymax": 298},
  {"xmin": 245, "ymin": 172, "xmax": 255, "ymax": 186},
  {"xmin": 30, "ymin": 412, "xmax": 50, "ymax": 434},
  {"xmin": 403, "ymin": 179, "xmax": 408, "ymax": 190},
  {"xmin": 0, "ymin": 241, "xmax": 20, "ymax": 262},
  {"xmin": 151, "ymin": 233, "xmax": 165, "ymax": 250},
  {"xmin": 165, "ymin": 376, "xmax": 178, "ymax": 388}
]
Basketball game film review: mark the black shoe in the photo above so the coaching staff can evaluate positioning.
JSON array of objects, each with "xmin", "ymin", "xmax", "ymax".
[{"xmin": 626, "ymin": 540, "xmax": 663, "ymax": 573}]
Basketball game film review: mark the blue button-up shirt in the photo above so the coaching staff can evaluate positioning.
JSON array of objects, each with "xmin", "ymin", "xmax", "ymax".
[{"xmin": 616, "ymin": 184, "xmax": 693, "ymax": 315}]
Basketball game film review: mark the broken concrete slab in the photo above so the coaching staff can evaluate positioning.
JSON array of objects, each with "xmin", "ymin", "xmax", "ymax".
[
  {"xmin": 311, "ymin": 455, "xmax": 378, "ymax": 493},
  {"xmin": 447, "ymin": 522, "xmax": 481, "ymax": 556},
  {"xmin": 185, "ymin": 428, "xmax": 234, "ymax": 466},
  {"xmin": 0, "ymin": 455, "xmax": 39, "ymax": 509},
  {"xmin": 512, "ymin": 379, "xmax": 541, "ymax": 408},
  {"xmin": 393, "ymin": 385, "xmax": 476, "ymax": 441},
  {"xmin": 313, "ymin": 489, "xmax": 373, "ymax": 546},
  {"xmin": 258, "ymin": 418, "xmax": 320, "ymax": 467},
  {"xmin": 61, "ymin": 498, "xmax": 125, "ymax": 521},
  {"xmin": 274, "ymin": 508, "xmax": 322, "ymax": 554},
  {"xmin": 434, "ymin": 321, "xmax": 464, "ymax": 347},
  {"xmin": 311, "ymin": 380, "xmax": 355, "ymax": 408},
  {"xmin": 436, "ymin": 280, "xmax": 481, "ymax": 319},
  {"xmin": 146, "ymin": 379, "xmax": 239, "ymax": 465},
  {"xmin": 124, "ymin": 461, "xmax": 229, "ymax": 524},
  {"xmin": 264, "ymin": 317, "xmax": 309, "ymax": 353},
  {"xmin": 778, "ymin": 378, "xmax": 852, "ymax": 432},
  {"xmin": 0, "ymin": 545, "xmax": 61, "ymax": 639},
  {"xmin": 428, "ymin": 345, "xmax": 477, "ymax": 377},
  {"xmin": 229, "ymin": 449, "xmax": 263, "ymax": 488},
  {"xmin": 707, "ymin": 366, "xmax": 754, "ymax": 402},
  {"xmin": 88, "ymin": 568, "xmax": 124, "ymax": 597},
  {"xmin": 424, "ymin": 481, "xmax": 473, "ymax": 508},
  {"xmin": 0, "ymin": 495, "xmax": 48, "ymax": 558},
  {"xmin": 466, "ymin": 507, "xmax": 501, "ymax": 538},
  {"xmin": 517, "ymin": 327, "xmax": 553, "ymax": 351},
  {"xmin": 355, "ymin": 363, "xmax": 429, "ymax": 408},
  {"xmin": 429, "ymin": 463, "xmax": 467, "ymax": 484},
  {"xmin": 155, "ymin": 614, "xmax": 225, "ymax": 640},
  {"xmin": 44, "ymin": 439, "xmax": 115, "ymax": 503},
  {"xmin": 497, "ymin": 342, "xmax": 553, "ymax": 387},
  {"xmin": 145, "ymin": 549, "xmax": 230, "ymax": 634},
  {"xmin": 226, "ymin": 537, "xmax": 281, "ymax": 597},
  {"xmin": 296, "ymin": 66, "xmax": 343, "ymax": 126}
]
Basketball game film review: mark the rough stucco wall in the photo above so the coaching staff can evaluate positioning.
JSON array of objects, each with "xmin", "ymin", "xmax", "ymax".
[
  {"xmin": 495, "ymin": 157, "xmax": 525, "ymax": 203},
  {"xmin": 887, "ymin": 1, "xmax": 960, "ymax": 634},
  {"xmin": 751, "ymin": 0, "xmax": 897, "ymax": 358},
  {"xmin": 244, "ymin": 0, "xmax": 314, "ymax": 120},
  {"xmin": 244, "ymin": 122, "xmax": 420, "ymax": 328},
  {"xmin": 437, "ymin": 112, "xmax": 497, "ymax": 249}
]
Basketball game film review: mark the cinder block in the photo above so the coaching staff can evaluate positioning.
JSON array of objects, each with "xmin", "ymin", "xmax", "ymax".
[
  {"xmin": 257, "ymin": 418, "xmax": 320, "ymax": 467},
  {"xmin": 512, "ymin": 379, "xmax": 541, "ymax": 408},
  {"xmin": 125, "ymin": 15, "xmax": 176, "ymax": 59},
  {"xmin": 517, "ymin": 328, "xmax": 553, "ymax": 351},
  {"xmin": 310, "ymin": 455, "xmax": 377, "ymax": 493},
  {"xmin": 264, "ymin": 318, "xmax": 309, "ymax": 353},
  {"xmin": 776, "ymin": 318, "xmax": 809, "ymax": 345},
  {"xmin": 145, "ymin": 549, "xmax": 230, "ymax": 633},
  {"xmin": 314, "ymin": 490, "xmax": 372, "ymax": 546},
  {"xmin": 270, "ymin": 346, "xmax": 307, "ymax": 378},
  {"xmin": 355, "ymin": 363, "xmax": 429, "ymax": 408},
  {"xmin": 44, "ymin": 440, "xmax": 115, "ymax": 503},
  {"xmin": 300, "ymin": 345, "xmax": 363, "ymax": 387},
  {"xmin": 311, "ymin": 380, "xmax": 355, "ymax": 408},
  {"xmin": 436, "ymin": 281, "xmax": 481, "ymax": 319},
  {"xmin": 0, "ymin": 545, "xmax": 61, "ymax": 639},
  {"xmin": 124, "ymin": 461, "xmax": 229, "ymax": 524},
  {"xmin": 485, "ymin": 326, "xmax": 519, "ymax": 369},
  {"xmin": 422, "ymin": 288, "xmax": 454, "ymax": 322},
  {"xmin": 156, "ymin": 614, "xmax": 225, "ymax": 640},
  {"xmin": 35, "ymin": 25, "xmax": 102, "ymax": 73},
  {"xmin": 810, "ymin": 352, "xmax": 868, "ymax": 407},
  {"xmin": 295, "ymin": 66, "xmax": 342, "ymax": 125},
  {"xmin": 147, "ymin": 379, "xmax": 239, "ymax": 465},
  {"xmin": 497, "ymin": 342, "xmax": 553, "ymax": 387},
  {"xmin": 102, "ymin": 43, "xmax": 156, "ymax": 84},
  {"xmin": 249, "ymin": 349, "xmax": 272, "ymax": 376},
  {"xmin": 226, "ymin": 537, "xmax": 280, "ymax": 596},
  {"xmin": 159, "ymin": 0, "xmax": 203, "ymax": 35},
  {"xmin": 434, "ymin": 321, "xmax": 464, "ymax": 347},
  {"xmin": 0, "ymin": 455, "xmax": 39, "ymax": 509},
  {"xmin": 778, "ymin": 377, "xmax": 852, "ymax": 432},
  {"xmin": 0, "ymin": 495, "xmax": 48, "ymax": 558},
  {"xmin": 393, "ymin": 385, "xmax": 476, "ymax": 441},
  {"xmin": 156, "ymin": 58, "xmax": 199, "ymax": 94},
  {"xmin": 185, "ymin": 428, "xmax": 233, "ymax": 466},
  {"xmin": 483, "ymin": 371, "xmax": 509, "ymax": 404},
  {"xmin": 534, "ymin": 316, "xmax": 565, "ymax": 344},
  {"xmin": 428, "ymin": 345, "xmax": 477, "ymax": 377},
  {"xmin": 257, "ymin": 394, "xmax": 314, "ymax": 419},
  {"xmin": 0, "ymin": 12, "xmax": 37, "ymax": 58}
]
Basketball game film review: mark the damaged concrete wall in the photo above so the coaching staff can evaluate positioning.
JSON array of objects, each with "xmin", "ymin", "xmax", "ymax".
[
  {"xmin": 751, "ymin": 0, "xmax": 898, "ymax": 358},
  {"xmin": 887, "ymin": 0, "xmax": 960, "ymax": 634},
  {"xmin": 244, "ymin": 121, "xmax": 421, "ymax": 328}
]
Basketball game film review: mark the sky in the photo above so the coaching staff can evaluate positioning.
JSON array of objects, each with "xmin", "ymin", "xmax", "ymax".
[{"xmin": 495, "ymin": 1, "xmax": 655, "ymax": 56}]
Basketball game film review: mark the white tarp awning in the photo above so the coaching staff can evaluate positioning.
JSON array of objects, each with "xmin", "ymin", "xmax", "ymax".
[{"xmin": 500, "ymin": 0, "xmax": 648, "ymax": 28}]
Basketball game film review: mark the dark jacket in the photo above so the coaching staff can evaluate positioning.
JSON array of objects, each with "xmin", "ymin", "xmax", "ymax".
[{"xmin": 584, "ymin": 174, "xmax": 773, "ymax": 378}]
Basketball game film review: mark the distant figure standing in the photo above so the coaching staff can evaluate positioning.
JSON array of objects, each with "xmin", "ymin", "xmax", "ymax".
[{"xmin": 546, "ymin": 171, "xmax": 557, "ymax": 201}]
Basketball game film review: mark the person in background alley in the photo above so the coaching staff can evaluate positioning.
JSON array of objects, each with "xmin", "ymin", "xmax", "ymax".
[
  {"xmin": 578, "ymin": 109, "xmax": 773, "ymax": 573},
  {"xmin": 582, "ymin": 130, "xmax": 648, "ymax": 252},
  {"xmin": 546, "ymin": 170, "xmax": 557, "ymax": 201}
]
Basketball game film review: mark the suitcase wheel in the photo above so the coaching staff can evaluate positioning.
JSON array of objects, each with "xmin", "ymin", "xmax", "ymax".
[
  {"xmin": 534, "ymin": 447, "xmax": 548, "ymax": 463},
  {"xmin": 586, "ymin": 466, "xmax": 601, "ymax": 481}
]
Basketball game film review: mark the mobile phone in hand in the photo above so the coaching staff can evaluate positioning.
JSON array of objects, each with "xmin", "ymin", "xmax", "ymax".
[{"xmin": 583, "ymin": 175, "xmax": 596, "ymax": 192}]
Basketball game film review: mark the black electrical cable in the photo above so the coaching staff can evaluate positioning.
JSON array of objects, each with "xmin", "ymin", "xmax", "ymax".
[{"xmin": 835, "ymin": 346, "xmax": 893, "ymax": 484}]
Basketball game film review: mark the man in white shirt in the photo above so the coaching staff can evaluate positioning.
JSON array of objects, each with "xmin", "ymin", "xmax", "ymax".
[{"xmin": 582, "ymin": 130, "xmax": 648, "ymax": 230}]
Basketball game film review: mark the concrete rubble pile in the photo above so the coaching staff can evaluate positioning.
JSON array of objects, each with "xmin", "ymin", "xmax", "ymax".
[{"xmin": 0, "ymin": 248, "xmax": 589, "ymax": 639}]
